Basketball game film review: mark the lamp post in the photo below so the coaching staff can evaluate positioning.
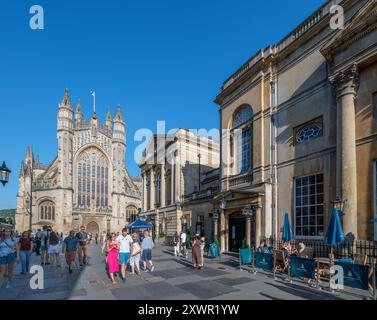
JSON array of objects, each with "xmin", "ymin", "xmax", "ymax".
[
  {"xmin": 0, "ymin": 162, "xmax": 11, "ymax": 186},
  {"xmin": 332, "ymin": 196, "xmax": 347, "ymax": 215}
]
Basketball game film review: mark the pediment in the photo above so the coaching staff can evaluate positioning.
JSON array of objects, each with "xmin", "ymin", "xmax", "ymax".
[{"xmin": 321, "ymin": 0, "xmax": 377, "ymax": 61}]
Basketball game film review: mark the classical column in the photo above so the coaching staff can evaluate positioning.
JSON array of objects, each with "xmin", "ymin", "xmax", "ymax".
[
  {"xmin": 220, "ymin": 209, "xmax": 226, "ymax": 252},
  {"xmin": 142, "ymin": 172, "xmax": 147, "ymax": 211},
  {"xmin": 150, "ymin": 168, "xmax": 156, "ymax": 210},
  {"xmin": 161, "ymin": 164, "xmax": 166, "ymax": 208},
  {"xmin": 245, "ymin": 217, "xmax": 252, "ymax": 247},
  {"xmin": 255, "ymin": 206, "xmax": 262, "ymax": 247},
  {"xmin": 171, "ymin": 161, "xmax": 175, "ymax": 205},
  {"xmin": 155, "ymin": 211, "xmax": 160, "ymax": 242},
  {"xmin": 174, "ymin": 151, "xmax": 180, "ymax": 203},
  {"xmin": 213, "ymin": 214, "xmax": 219, "ymax": 241},
  {"xmin": 330, "ymin": 64, "xmax": 358, "ymax": 238}
]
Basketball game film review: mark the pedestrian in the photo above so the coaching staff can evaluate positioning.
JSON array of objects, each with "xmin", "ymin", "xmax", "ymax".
[
  {"xmin": 34, "ymin": 229, "xmax": 42, "ymax": 256},
  {"xmin": 48, "ymin": 231, "xmax": 61, "ymax": 267},
  {"xmin": 173, "ymin": 232, "xmax": 179, "ymax": 257},
  {"xmin": 141, "ymin": 230, "xmax": 155, "ymax": 272},
  {"xmin": 102, "ymin": 231, "xmax": 107, "ymax": 244},
  {"xmin": 191, "ymin": 234, "xmax": 203, "ymax": 269},
  {"xmin": 76, "ymin": 226, "xmax": 89, "ymax": 266},
  {"xmin": 106, "ymin": 232, "xmax": 120, "ymax": 285},
  {"xmin": 199, "ymin": 235, "xmax": 205, "ymax": 267},
  {"xmin": 130, "ymin": 233, "xmax": 141, "ymax": 275},
  {"xmin": 116, "ymin": 228, "xmax": 132, "ymax": 282},
  {"xmin": 95, "ymin": 233, "xmax": 99, "ymax": 245},
  {"xmin": 18, "ymin": 231, "xmax": 33, "ymax": 274},
  {"xmin": 180, "ymin": 231, "xmax": 187, "ymax": 258},
  {"xmin": 40, "ymin": 225, "xmax": 50, "ymax": 265},
  {"xmin": 62, "ymin": 230, "xmax": 79, "ymax": 273},
  {"xmin": 0, "ymin": 227, "xmax": 20, "ymax": 289}
]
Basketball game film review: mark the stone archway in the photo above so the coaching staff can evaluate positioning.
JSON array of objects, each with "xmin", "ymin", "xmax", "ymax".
[{"xmin": 87, "ymin": 221, "xmax": 99, "ymax": 235}]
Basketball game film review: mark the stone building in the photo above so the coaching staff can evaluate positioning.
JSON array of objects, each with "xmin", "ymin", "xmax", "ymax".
[
  {"xmin": 138, "ymin": 129, "xmax": 220, "ymax": 239},
  {"xmin": 16, "ymin": 90, "xmax": 141, "ymax": 234},
  {"xmin": 214, "ymin": 0, "xmax": 377, "ymax": 252},
  {"xmin": 182, "ymin": 167, "xmax": 220, "ymax": 241}
]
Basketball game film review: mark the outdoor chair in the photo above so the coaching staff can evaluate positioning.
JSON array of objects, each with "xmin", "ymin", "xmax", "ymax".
[
  {"xmin": 353, "ymin": 254, "xmax": 367, "ymax": 266},
  {"xmin": 273, "ymin": 250, "xmax": 289, "ymax": 275}
]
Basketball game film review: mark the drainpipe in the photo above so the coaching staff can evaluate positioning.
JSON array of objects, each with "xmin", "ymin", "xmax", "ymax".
[{"xmin": 270, "ymin": 79, "xmax": 278, "ymax": 240}]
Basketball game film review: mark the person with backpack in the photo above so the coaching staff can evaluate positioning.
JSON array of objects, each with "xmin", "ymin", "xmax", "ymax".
[
  {"xmin": 0, "ymin": 227, "xmax": 20, "ymax": 289},
  {"xmin": 18, "ymin": 231, "xmax": 33, "ymax": 274}
]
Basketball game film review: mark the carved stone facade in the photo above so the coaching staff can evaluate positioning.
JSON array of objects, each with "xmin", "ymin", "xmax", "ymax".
[{"xmin": 16, "ymin": 90, "xmax": 141, "ymax": 234}]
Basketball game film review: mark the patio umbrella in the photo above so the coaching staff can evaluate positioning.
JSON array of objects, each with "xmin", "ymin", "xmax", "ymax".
[
  {"xmin": 324, "ymin": 207, "xmax": 344, "ymax": 266},
  {"xmin": 324, "ymin": 208, "xmax": 344, "ymax": 247},
  {"xmin": 282, "ymin": 212, "xmax": 293, "ymax": 242}
]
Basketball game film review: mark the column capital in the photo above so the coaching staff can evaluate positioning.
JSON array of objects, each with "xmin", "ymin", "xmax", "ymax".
[{"xmin": 330, "ymin": 63, "xmax": 359, "ymax": 98}]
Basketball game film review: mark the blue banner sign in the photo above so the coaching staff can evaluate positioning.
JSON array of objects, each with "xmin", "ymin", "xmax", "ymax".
[
  {"xmin": 290, "ymin": 256, "xmax": 316, "ymax": 279},
  {"xmin": 209, "ymin": 243, "xmax": 220, "ymax": 257},
  {"xmin": 255, "ymin": 252, "xmax": 274, "ymax": 271},
  {"xmin": 334, "ymin": 262, "xmax": 369, "ymax": 291},
  {"xmin": 240, "ymin": 248, "xmax": 253, "ymax": 265}
]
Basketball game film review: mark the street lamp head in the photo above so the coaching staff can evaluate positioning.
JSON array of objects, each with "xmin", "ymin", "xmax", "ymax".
[
  {"xmin": 332, "ymin": 196, "xmax": 347, "ymax": 215},
  {"xmin": 0, "ymin": 162, "xmax": 11, "ymax": 186}
]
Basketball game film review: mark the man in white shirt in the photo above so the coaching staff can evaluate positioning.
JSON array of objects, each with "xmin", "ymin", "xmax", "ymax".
[
  {"xmin": 180, "ymin": 231, "xmax": 188, "ymax": 258},
  {"xmin": 116, "ymin": 228, "xmax": 132, "ymax": 282}
]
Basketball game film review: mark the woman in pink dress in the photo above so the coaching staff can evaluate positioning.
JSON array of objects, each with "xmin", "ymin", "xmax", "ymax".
[{"xmin": 106, "ymin": 232, "xmax": 120, "ymax": 285}]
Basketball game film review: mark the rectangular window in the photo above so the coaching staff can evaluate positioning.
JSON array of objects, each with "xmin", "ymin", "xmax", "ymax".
[{"xmin": 294, "ymin": 173, "xmax": 324, "ymax": 238}]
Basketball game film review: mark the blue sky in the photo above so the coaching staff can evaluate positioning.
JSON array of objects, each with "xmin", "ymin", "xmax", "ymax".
[{"xmin": 0, "ymin": 0, "xmax": 326, "ymax": 209}]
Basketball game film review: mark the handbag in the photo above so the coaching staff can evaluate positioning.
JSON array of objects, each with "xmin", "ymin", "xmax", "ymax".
[{"xmin": 132, "ymin": 242, "xmax": 141, "ymax": 256}]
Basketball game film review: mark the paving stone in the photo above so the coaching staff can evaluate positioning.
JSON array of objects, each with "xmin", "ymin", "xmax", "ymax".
[
  {"xmin": 177, "ymin": 280, "xmax": 239, "ymax": 299},
  {"xmin": 214, "ymin": 277, "xmax": 256, "ymax": 286}
]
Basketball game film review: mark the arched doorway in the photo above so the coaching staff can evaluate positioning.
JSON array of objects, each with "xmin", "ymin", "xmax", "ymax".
[
  {"xmin": 229, "ymin": 212, "xmax": 245, "ymax": 252},
  {"xmin": 87, "ymin": 221, "xmax": 99, "ymax": 235}
]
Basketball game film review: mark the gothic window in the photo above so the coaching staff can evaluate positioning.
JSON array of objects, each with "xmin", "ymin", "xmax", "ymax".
[
  {"xmin": 76, "ymin": 147, "xmax": 109, "ymax": 208},
  {"xmin": 294, "ymin": 173, "xmax": 324, "ymax": 238},
  {"xmin": 126, "ymin": 205, "xmax": 138, "ymax": 222},
  {"xmin": 232, "ymin": 105, "xmax": 253, "ymax": 175},
  {"xmin": 39, "ymin": 201, "xmax": 56, "ymax": 221}
]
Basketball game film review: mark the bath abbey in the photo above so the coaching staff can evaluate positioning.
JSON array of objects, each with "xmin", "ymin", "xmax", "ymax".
[{"xmin": 15, "ymin": 90, "xmax": 141, "ymax": 234}]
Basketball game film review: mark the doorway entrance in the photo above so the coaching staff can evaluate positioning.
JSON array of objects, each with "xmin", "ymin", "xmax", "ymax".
[
  {"xmin": 87, "ymin": 221, "xmax": 99, "ymax": 235},
  {"xmin": 229, "ymin": 212, "xmax": 245, "ymax": 252}
]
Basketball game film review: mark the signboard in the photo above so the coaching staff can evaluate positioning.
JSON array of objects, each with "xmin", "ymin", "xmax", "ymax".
[
  {"xmin": 334, "ymin": 262, "xmax": 369, "ymax": 291},
  {"xmin": 290, "ymin": 256, "xmax": 316, "ymax": 279},
  {"xmin": 240, "ymin": 248, "xmax": 253, "ymax": 265},
  {"xmin": 255, "ymin": 252, "xmax": 274, "ymax": 271}
]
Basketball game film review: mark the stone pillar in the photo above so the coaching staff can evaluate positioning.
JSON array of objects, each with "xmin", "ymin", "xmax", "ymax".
[
  {"xmin": 155, "ymin": 211, "xmax": 160, "ymax": 242},
  {"xmin": 174, "ymin": 151, "xmax": 180, "ymax": 203},
  {"xmin": 171, "ymin": 161, "xmax": 175, "ymax": 205},
  {"xmin": 255, "ymin": 206, "xmax": 262, "ymax": 247},
  {"xmin": 213, "ymin": 216, "xmax": 218, "ymax": 241},
  {"xmin": 331, "ymin": 64, "xmax": 358, "ymax": 238},
  {"xmin": 150, "ymin": 168, "xmax": 156, "ymax": 210},
  {"xmin": 220, "ymin": 209, "xmax": 226, "ymax": 252},
  {"xmin": 161, "ymin": 164, "xmax": 166, "ymax": 208},
  {"xmin": 142, "ymin": 172, "xmax": 147, "ymax": 211},
  {"xmin": 246, "ymin": 217, "xmax": 252, "ymax": 247}
]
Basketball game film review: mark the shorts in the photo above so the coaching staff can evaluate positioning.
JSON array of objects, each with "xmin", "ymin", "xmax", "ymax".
[
  {"xmin": 130, "ymin": 254, "xmax": 140, "ymax": 266},
  {"xmin": 65, "ymin": 252, "xmax": 76, "ymax": 263},
  {"xmin": 119, "ymin": 252, "xmax": 130, "ymax": 265},
  {"xmin": 141, "ymin": 249, "xmax": 152, "ymax": 261},
  {"xmin": 40, "ymin": 246, "xmax": 47, "ymax": 253},
  {"xmin": 0, "ymin": 253, "xmax": 16, "ymax": 265},
  {"xmin": 48, "ymin": 245, "xmax": 60, "ymax": 254}
]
